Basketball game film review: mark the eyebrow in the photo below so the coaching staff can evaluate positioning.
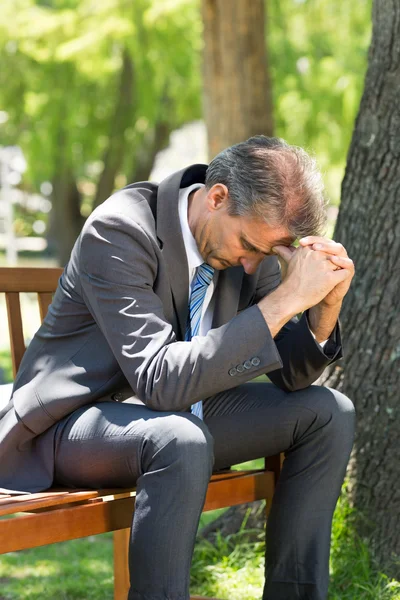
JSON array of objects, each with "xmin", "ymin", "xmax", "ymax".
[
  {"xmin": 276, "ymin": 236, "xmax": 296, "ymax": 246},
  {"xmin": 240, "ymin": 236, "xmax": 268, "ymax": 255},
  {"xmin": 241, "ymin": 234, "xmax": 296, "ymax": 255}
]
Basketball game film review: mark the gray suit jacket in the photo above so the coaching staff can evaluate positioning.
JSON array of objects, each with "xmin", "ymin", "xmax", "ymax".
[{"xmin": 0, "ymin": 165, "xmax": 342, "ymax": 493}]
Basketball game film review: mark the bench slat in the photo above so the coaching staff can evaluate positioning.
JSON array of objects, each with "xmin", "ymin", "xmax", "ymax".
[
  {"xmin": 0, "ymin": 470, "xmax": 264, "ymax": 517},
  {"xmin": 0, "ymin": 267, "xmax": 63, "ymax": 293},
  {"xmin": 5, "ymin": 292, "xmax": 25, "ymax": 377},
  {"xmin": 38, "ymin": 292, "xmax": 53, "ymax": 321},
  {"xmin": 0, "ymin": 489, "xmax": 135, "ymax": 516},
  {"xmin": 0, "ymin": 471, "xmax": 274, "ymax": 553}
]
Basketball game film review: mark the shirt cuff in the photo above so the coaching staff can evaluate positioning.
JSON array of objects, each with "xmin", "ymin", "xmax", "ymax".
[{"xmin": 310, "ymin": 330, "xmax": 328, "ymax": 349}]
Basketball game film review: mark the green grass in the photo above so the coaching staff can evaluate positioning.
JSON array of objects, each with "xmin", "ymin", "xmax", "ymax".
[
  {"xmin": 328, "ymin": 485, "xmax": 400, "ymax": 600},
  {"xmin": 0, "ymin": 534, "xmax": 114, "ymax": 600},
  {"xmin": 191, "ymin": 483, "xmax": 400, "ymax": 600},
  {"xmin": 1, "ymin": 483, "xmax": 399, "ymax": 599}
]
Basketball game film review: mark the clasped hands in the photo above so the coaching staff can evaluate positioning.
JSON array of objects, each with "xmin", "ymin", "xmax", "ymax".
[{"xmin": 272, "ymin": 236, "xmax": 355, "ymax": 311}]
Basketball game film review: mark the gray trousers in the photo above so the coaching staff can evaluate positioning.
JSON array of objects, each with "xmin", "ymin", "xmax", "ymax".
[{"xmin": 47, "ymin": 382, "xmax": 355, "ymax": 600}]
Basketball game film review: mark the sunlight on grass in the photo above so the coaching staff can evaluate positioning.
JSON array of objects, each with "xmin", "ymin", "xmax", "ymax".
[
  {"xmin": 191, "ymin": 533, "xmax": 265, "ymax": 600},
  {"xmin": 1, "ymin": 486, "xmax": 399, "ymax": 599},
  {"xmin": 0, "ymin": 536, "xmax": 114, "ymax": 600}
]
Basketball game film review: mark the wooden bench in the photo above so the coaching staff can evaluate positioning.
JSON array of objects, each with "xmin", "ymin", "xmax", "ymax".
[{"xmin": 0, "ymin": 267, "xmax": 282, "ymax": 600}]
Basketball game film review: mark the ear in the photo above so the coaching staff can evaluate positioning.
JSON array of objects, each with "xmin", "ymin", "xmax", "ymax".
[{"xmin": 206, "ymin": 184, "xmax": 229, "ymax": 212}]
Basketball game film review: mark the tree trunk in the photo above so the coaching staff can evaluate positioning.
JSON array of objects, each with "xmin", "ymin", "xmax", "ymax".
[
  {"xmin": 199, "ymin": 0, "xmax": 275, "ymax": 543},
  {"xmin": 93, "ymin": 49, "xmax": 135, "ymax": 208},
  {"xmin": 201, "ymin": 0, "xmax": 273, "ymax": 158},
  {"xmin": 48, "ymin": 168, "xmax": 85, "ymax": 266},
  {"xmin": 128, "ymin": 120, "xmax": 171, "ymax": 184},
  {"xmin": 319, "ymin": 0, "xmax": 400, "ymax": 576}
]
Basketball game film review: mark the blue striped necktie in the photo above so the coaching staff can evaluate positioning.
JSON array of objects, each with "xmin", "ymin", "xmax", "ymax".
[{"xmin": 186, "ymin": 263, "xmax": 214, "ymax": 419}]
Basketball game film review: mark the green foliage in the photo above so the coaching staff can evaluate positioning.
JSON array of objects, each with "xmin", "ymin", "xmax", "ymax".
[
  {"xmin": 0, "ymin": 349, "xmax": 13, "ymax": 383},
  {"xmin": 269, "ymin": 0, "xmax": 373, "ymax": 205},
  {"xmin": 0, "ymin": 0, "xmax": 372, "ymax": 224},
  {"xmin": 0, "ymin": 0, "xmax": 201, "ymax": 195}
]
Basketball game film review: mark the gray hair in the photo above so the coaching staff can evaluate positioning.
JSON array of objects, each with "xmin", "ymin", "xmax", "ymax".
[{"xmin": 205, "ymin": 136, "xmax": 327, "ymax": 238}]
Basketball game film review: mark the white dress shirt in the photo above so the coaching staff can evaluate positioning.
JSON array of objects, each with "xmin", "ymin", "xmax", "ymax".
[{"xmin": 178, "ymin": 183, "xmax": 217, "ymax": 336}]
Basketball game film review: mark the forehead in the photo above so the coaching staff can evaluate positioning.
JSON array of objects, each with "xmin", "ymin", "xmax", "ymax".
[{"xmin": 240, "ymin": 216, "xmax": 295, "ymax": 247}]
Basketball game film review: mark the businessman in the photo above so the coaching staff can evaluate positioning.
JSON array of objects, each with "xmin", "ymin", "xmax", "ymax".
[{"xmin": 0, "ymin": 136, "xmax": 355, "ymax": 600}]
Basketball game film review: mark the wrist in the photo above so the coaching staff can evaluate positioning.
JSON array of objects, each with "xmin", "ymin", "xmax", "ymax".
[
  {"xmin": 308, "ymin": 301, "xmax": 341, "ymax": 342},
  {"xmin": 317, "ymin": 298, "xmax": 343, "ymax": 311},
  {"xmin": 258, "ymin": 284, "xmax": 299, "ymax": 338}
]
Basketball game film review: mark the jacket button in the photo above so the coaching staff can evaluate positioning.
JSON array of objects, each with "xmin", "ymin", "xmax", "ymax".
[
  {"xmin": 251, "ymin": 357, "xmax": 261, "ymax": 367},
  {"xmin": 236, "ymin": 364, "xmax": 245, "ymax": 374},
  {"xmin": 243, "ymin": 360, "xmax": 252, "ymax": 369},
  {"xmin": 228, "ymin": 367, "xmax": 237, "ymax": 376},
  {"xmin": 113, "ymin": 392, "xmax": 124, "ymax": 401}
]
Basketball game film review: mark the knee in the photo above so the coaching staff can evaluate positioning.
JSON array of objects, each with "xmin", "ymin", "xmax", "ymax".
[
  {"xmin": 307, "ymin": 386, "xmax": 356, "ymax": 450},
  {"xmin": 322, "ymin": 387, "xmax": 355, "ymax": 427},
  {"xmin": 141, "ymin": 413, "xmax": 214, "ymax": 477}
]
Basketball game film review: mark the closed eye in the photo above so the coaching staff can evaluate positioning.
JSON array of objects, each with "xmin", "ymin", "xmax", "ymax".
[{"xmin": 241, "ymin": 237, "xmax": 266, "ymax": 255}]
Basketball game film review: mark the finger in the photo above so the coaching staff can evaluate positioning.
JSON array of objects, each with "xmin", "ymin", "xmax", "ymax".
[
  {"xmin": 329, "ymin": 255, "xmax": 354, "ymax": 271},
  {"xmin": 272, "ymin": 245, "xmax": 295, "ymax": 262},
  {"xmin": 312, "ymin": 241, "xmax": 348, "ymax": 257},
  {"xmin": 299, "ymin": 236, "xmax": 330, "ymax": 247},
  {"xmin": 330, "ymin": 267, "xmax": 352, "ymax": 284}
]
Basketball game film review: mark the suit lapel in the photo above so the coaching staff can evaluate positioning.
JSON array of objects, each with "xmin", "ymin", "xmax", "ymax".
[
  {"xmin": 212, "ymin": 267, "xmax": 244, "ymax": 328},
  {"xmin": 157, "ymin": 164, "xmax": 208, "ymax": 339}
]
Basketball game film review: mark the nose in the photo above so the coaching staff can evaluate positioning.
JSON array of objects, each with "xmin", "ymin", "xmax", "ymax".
[{"xmin": 240, "ymin": 257, "xmax": 262, "ymax": 275}]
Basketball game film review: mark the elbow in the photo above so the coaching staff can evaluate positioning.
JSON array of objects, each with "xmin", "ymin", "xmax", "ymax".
[
  {"xmin": 136, "ymin": 377, "xmax": 187, "ymax": 413},
  {"xmin": 268, "ymin": 370, "xmax": 314, "ymax": 394}
]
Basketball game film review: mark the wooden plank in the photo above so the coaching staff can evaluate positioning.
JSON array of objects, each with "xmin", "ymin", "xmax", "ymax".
[
  {"xmin": 204, "ymin": 471, "xmax": 274, "ymax": 512},
  {"xmin": 0, "ymin": 472, "xmax": 264, "ymax": 517},
  {"xmin": 0, "ymin": 489, "xmax": 136, "ymax": 516},
  {"xmin": 0, "ymin": 472, "xmax": 274, "ymax": 553},
  {"xmin": 114, "ymin": 529, "xmax": 130, "ymax": 600},
  {"xmin": 0, "ymin": 496, "xmax": 136, "ymax": 553},
  {"xmin": 0, "ymin": 267, "xmax": 62, "ymax": 293},
  {"xmin": 38, "ymin": 292, "xmax": 53, "ymax": 322},
  {"xmin": 5, "ymin": 292, "xmax": 25, "ymax": 377}
]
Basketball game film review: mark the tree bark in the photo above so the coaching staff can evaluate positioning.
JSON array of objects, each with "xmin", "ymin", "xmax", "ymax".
[
  {"xmin": 93, "ymin": 49, "xmax": 135, "ymax": 208},
  {"xmin": 201, "ymin": 0, "xmax": 273, "ymax": 158},
  {"xmin": 48, "ymin": 168, "xmax": 85, "ymax": 266},
  {"xmin": 319, "ymin": 0, "xmax": 400, "ymax": 576}
]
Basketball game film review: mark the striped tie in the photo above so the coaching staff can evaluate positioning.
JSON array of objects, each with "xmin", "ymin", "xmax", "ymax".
[{"xmin": 186, "ymin": 263, "xmax": 214, "ymax": 419}]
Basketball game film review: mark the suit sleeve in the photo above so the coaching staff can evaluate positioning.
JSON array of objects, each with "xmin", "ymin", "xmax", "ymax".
[
  {"xmin": 252, "ymin": 256, "xmax": 343, "ymax": 392},
  {"xmin": 79, "ymin": 211, "xmax": 283, "ymax": 412}
]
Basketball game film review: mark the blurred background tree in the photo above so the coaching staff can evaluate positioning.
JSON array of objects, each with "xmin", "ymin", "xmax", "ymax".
[
  {"xmin": 0, "ymin": 0, "xmax": 371, "ymax": 264},
  {"xmin": 202, "ymin": 0, "xmax": 273, "ymax": 157},
  {"xmin": 0, "ymin": 0, "xmax": 202, "ymax": 264}
]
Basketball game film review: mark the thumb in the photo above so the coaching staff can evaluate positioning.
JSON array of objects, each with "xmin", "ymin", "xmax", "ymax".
[{"xmin": 272, "ymin": 245, "xmax": 295, "ymax": 263}]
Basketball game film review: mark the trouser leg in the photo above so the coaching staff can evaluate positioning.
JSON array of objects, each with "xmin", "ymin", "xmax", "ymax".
[
  {"xmin": 203, "ymin": 382, "xmax": 355, "ymax": 600},
  {"xmin": 48, "ymin": 402, "xmax": 214, "ymax": 600}
]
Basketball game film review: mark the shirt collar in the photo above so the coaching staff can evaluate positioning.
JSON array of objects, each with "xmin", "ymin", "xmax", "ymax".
[{"xmin": 178, "ymin": 183, "xmax": 205, "ymax": 271}]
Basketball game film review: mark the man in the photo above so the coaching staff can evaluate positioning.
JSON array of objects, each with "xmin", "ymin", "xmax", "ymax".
[{"xmin": 0, "ymin": 136, "xmax": 355, "ymax": 600}]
